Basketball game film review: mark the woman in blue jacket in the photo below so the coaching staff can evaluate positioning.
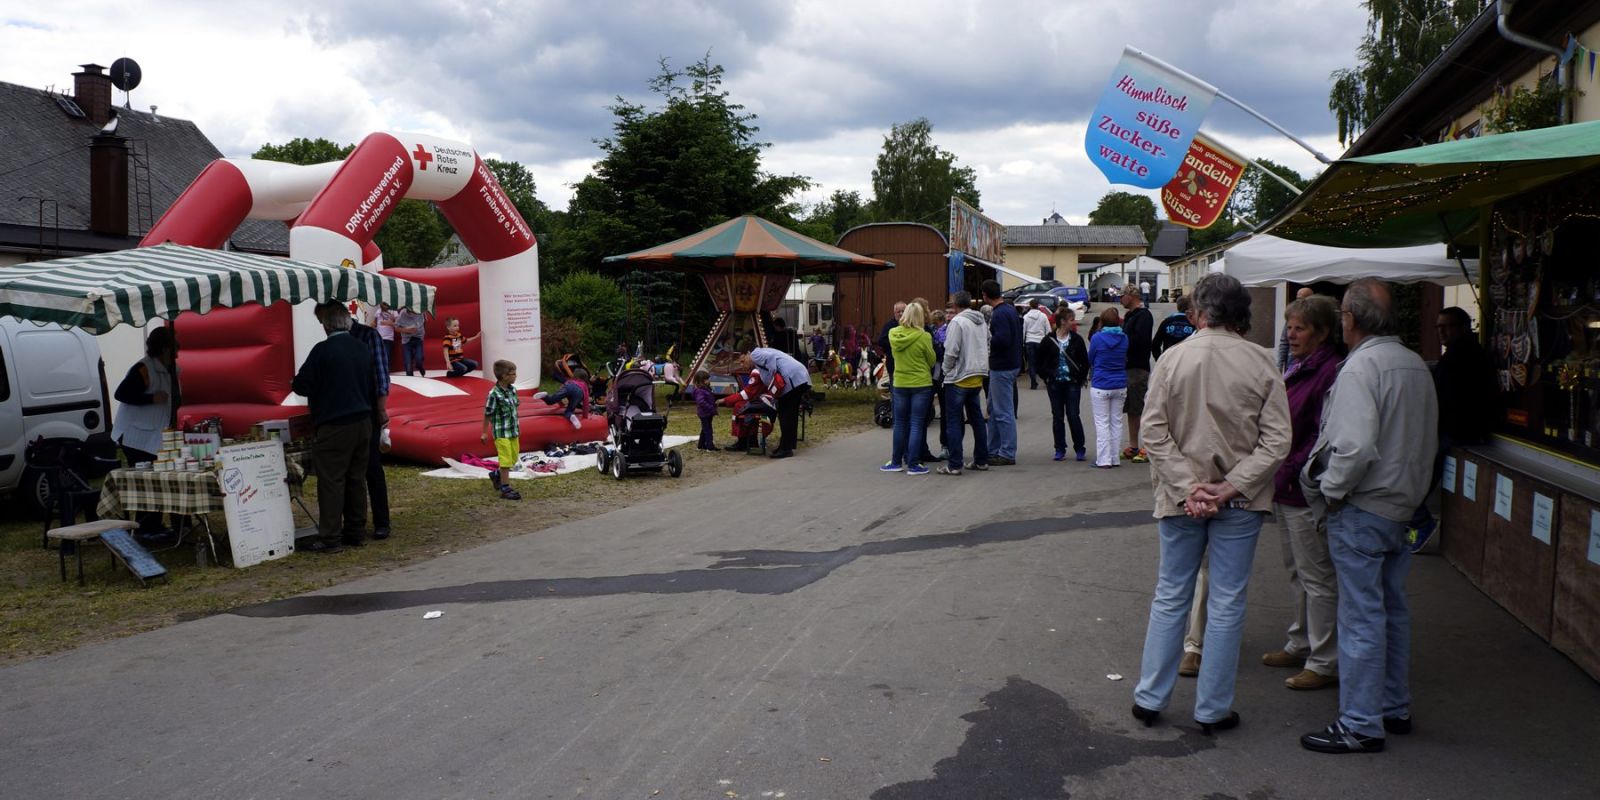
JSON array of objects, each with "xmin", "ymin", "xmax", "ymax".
[{"xmin": 1088, "ymin": 307, "xmax": 1129, "ymax": 467}]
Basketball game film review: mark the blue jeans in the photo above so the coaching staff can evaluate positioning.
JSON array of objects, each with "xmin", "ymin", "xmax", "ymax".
[
  {"xmin": 890, "ymin": 386, "xmax": 932, "ymax": 468},
  {"xmin": 448, "ymin": 357, "xmax": 479, "ymax": 377},
  {"xmin": 986, "ymin": 368, "xmax": 1018, "ymax": 459},
  {"xmin": 1135, "ymin": 508, "xmax": 1265, "ymax": 723},
  {"xmin": 402, "ymin": 337, "xmax": 424, "ymax": 375},
  {"xmin": 944, "ymin": 383, "xmax": 988, "ymax": 471},
  {"xmin": 1045, "ymin": 381, "xmax": 1085, "ymax": 454},
  {"xmin": 542, "ymin": 383, "xmax": 583, "ymax": 417},
  {"xmin": 1328, "ymin": 504, "xmax": 1412, "ymax": 737}
]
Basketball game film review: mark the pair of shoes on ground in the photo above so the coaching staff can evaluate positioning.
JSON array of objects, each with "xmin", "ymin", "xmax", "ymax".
[
  {"xmin": 1301, "ymin": 718, "xmax": 1409, "ymax": 754},
  {"xmin": 881, "ymin": 461, "xmax": 929, "ymax": 475},
  {"xmin": 1130, "ymin": 704, "xmax": 1240, "ymax": 735},
  {"xmin": 1407, "ymin": 517, "xmax": 1438, "ymax": 554}
]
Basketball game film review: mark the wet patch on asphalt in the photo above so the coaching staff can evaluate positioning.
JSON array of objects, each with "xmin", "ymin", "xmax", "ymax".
[
  {"xmin": 231, "ymin": 509, "xmax": 1152, "ymax": 618},
  {"xmin": 872, "ymin": 676, "xmax": 1210, "ymax": 799}
]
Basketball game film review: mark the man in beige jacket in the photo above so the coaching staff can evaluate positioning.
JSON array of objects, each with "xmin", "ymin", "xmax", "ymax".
[{"xmin": 1130, "ymin": 272, "xmax": 1291, "ymax": 734}]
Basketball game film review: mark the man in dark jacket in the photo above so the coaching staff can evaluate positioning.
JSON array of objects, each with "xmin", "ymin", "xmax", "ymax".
[
  {"xmin": 876, "ymin": 302, "xmax": 907, "ymax": 383},
  {"xmin": 293, "ymin": 302, "xmax": 376, "ymax": 554},
  {"xmin": 984, "ymin": 280, "xmax": 1022, "ymax": 464},
  {"xmin": 1151, "ymin": 295, "xmax": 1197, "ymax": 360},
  {"xmin": 1407, "ymin": 307, "xmax": 1498, "ymax": 551},
  {"xmin": 1120, "ymin": 285, "xmax": 1155, "ymax": 463}
]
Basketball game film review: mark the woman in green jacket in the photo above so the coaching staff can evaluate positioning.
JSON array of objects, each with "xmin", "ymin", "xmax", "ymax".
[{"xmin": 882, "ymin": 301, "xmax": 937, "ymax": 475}]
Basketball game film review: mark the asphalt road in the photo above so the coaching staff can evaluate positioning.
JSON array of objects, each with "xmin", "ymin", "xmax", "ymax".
[{"xmin": 4, "ymin": 386, "xmax": 1598, "ymax": 799}]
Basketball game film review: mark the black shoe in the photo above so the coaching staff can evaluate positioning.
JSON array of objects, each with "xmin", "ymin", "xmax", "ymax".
[
  {"xmin": 1383, "ymin": 715, "xmax": 1413, "ymax": 735},
  {"xmin": 988, "ymin": 456, "xmax": 1016, "ymax": 466},
  {"xmin": 1301, "ymin": 721, "xmax": 1384, "ymax": 754},
  {"xmin": 304, "ymin": 540, "xmax": 345, "ymax": 554},
  {"xmin": 341, "ymin": 535, "xmax": 366, "ymax": 547},
  {"xmin": 372, "ymin": 526, "xmax": 391, "ymax": 541},
  {"xmin": 1196, "ymin": 711, "xmax": 1240, "ymax": 735},
  {"xmin": 1131, "ymin": 704, "xmax": 1160, "ymax": 728},
  {"xmin": 769, "ymin": 449, "xmax": 795, "ymax": 459}
]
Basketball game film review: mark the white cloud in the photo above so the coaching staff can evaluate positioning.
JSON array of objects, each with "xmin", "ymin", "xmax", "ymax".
[{"xmin": 1, "ymin": 0, "xmax": 1367, "ymax": 223}]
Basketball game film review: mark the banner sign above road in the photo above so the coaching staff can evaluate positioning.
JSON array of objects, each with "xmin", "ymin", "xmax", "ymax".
[
  {"xmin": 1161, "ymin": 133, "xmax": 1246, "ymax": 230},
  {"xmin": 1084, "ymin": 47, "xmax": 1218, "ymax": 189},
  {"xmin": 948, "ymin": 197, "xmax": 1005, "ymax": 264}
]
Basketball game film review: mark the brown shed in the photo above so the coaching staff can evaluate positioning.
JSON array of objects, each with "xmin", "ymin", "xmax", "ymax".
[{"xmin": 834, "ymin": 223, "xmax": 994, "ymax": 346}]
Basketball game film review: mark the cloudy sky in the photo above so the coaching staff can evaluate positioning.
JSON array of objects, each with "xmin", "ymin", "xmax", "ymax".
[{"xmin": 2, "ymin": 0, "xmax": 1369, "ymax": 226}]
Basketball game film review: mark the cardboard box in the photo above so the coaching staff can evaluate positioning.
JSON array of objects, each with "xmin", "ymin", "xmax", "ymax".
[
  {"xmin": 1480, "ymin": 465, "xmax": 1560, "ymax": 641},
  {"xmin": 1553, "ymin": 493, "xmax": 1600, "ymax": 682},
  {"xmin": 1441, "ymin": 450, "xmax": 1489, "ymax": 587}
]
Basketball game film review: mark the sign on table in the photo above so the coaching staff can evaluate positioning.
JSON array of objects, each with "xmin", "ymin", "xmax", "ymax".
[{"xmin": 217, "ymin": 441, "xmax": 295, "ymax": 568}]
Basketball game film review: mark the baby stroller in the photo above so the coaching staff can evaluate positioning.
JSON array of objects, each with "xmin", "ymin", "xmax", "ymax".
[
  {"xmin": 872, "ymin": 365, "xmax": 893, "ymax": 428},
  {"xmin": 596, "ymin": 368, "xmax": 683, "ymax": 480}
]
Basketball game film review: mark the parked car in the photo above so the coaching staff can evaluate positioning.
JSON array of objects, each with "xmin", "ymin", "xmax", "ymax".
[
  {"xmin": 0, "ymin": 317, "xmax": 111, "ymax": 512},
  {"xmin": 1013, "ymin": 293, "xmax": 1063, "ymax": 315},
  {"xmin": 1048, "ymin": 285, "xmax": 1092, "ymax": 314},
  {"xmin": 1000, "ymin": 279, "xmax": 1063, "ymax": 302}
]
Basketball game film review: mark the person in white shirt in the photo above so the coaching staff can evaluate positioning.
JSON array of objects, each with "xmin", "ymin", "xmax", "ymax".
[{"xmin": 1022, "ymin": 298, "xmax": 1052, "ymax": 390}]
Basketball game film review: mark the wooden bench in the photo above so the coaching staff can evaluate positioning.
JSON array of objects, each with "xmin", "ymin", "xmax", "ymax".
[{"xmin": 45, "ymin": 520, "xmax": 157, "ymax": 586}]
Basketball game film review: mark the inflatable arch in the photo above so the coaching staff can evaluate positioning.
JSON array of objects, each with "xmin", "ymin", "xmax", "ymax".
[{"xmin": 142, "ymin": 131, "xmax": 606, "ymax": 462}]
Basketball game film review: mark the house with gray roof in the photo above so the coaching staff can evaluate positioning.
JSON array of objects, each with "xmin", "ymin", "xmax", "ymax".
[
  {"xmin": 0, "ymin": 63, "xmax": 287, "ymax": 267},
  {"xmin": 999, "ymin": 212, "xmax": 1147, "ymax": 290}
]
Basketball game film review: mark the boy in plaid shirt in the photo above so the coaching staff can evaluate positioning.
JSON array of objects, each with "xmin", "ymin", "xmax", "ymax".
[{"xmin": 480, "ymin": 359, "xmax": 522, "ymax": 500}]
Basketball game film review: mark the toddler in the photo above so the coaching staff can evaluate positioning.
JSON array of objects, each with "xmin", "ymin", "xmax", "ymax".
[
  {"xmin": 687, "ymin": 370, "xmax": 719, "ymax": 451},
  {"xmin": 480, "ymin": 359, "xmax": 522, "ymax": 500},
  {"xmin": 441, "ymin": 317, "xmax": 482, "ymax": 377},
  {"xmin": 534, "ymin": 368, "xmax": 589, "ymax": 430}
]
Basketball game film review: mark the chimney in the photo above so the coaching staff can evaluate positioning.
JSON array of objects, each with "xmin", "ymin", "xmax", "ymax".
[
  {"xmin": 73, "ymin": 63, "xmax": 113, "ymax": 126},
  {"xmin": 89, "ymin": 132, "xmax": 129, "ymax": 236}
]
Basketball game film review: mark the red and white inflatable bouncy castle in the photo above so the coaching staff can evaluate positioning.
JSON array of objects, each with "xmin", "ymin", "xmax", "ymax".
[{"xmin": 142, "ymin": 132, "xmax": 605, "ymax": 462}]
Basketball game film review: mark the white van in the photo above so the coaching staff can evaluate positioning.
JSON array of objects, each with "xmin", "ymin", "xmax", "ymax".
[{"xmin": 0, "ymin": 317, "xmax": 110, "ymax": 513}]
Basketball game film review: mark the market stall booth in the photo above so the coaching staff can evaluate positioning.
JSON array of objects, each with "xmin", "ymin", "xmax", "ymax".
[{"xmin": 1271, "ymin": 121, "xmax": 1600, "ymax": 680}]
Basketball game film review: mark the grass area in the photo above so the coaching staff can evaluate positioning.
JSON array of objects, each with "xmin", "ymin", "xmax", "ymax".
[{"xmin": 0, "ymin": 385, "xmax": 878, "ymax": 664}]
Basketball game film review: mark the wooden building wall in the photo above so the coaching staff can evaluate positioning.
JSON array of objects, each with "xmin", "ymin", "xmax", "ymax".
[{"xmin": 834, "ymin": 223, "xmax": 958, "ymax": 343}]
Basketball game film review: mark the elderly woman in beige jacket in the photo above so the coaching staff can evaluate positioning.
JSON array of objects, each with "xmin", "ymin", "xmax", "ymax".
[{"xmin": 1129, "ymin": 272, "xmax": 1291, "ymax": 734}]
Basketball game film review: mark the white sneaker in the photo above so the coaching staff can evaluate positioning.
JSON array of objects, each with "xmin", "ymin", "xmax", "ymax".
[
  {"xmin": 569, "ymin": 415, "xmax": 582, "ymax": 429},
  {"xmin": 378, "ymin": 427, "xmax": 392, "ymax": 454},
  {"xmin": 533, "ymin": 391, "xmax": 549, "ymax": 400}
]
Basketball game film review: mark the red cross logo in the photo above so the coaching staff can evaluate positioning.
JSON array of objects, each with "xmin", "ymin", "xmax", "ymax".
[{"xmin": 412, "ymin": 144, "xmax": 433, "ymax": 171}]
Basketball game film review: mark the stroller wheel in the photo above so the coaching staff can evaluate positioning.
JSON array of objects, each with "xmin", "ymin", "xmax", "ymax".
[
  {"xmin": 611, "ymin": 451, "xmax": 628, "ymax": 480},
  {"xmin": 874, "ymin": 399, "xmax": 893, "ymax": 428},
  {"xmin": 667, "ymin": 449, "xmax": 684, "ymax": 478},
  {"xmin": 596, "ymin": 449, "xmax": 609, "ymax": 474}
]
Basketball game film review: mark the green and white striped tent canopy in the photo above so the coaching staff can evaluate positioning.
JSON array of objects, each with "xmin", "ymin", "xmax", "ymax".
[{"xmin": 0, "ymin": 244, "xmax": 435, "ymax": 334}]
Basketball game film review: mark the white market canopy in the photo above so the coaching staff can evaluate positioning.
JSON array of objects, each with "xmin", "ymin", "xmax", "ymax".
[
  {"xmin": 1222, "ymin": 234, "xmax": 1477, "ymax": 288},
  {"xmin": 0, "ymin": 244, "xmax": 435, "ymax": 334}
]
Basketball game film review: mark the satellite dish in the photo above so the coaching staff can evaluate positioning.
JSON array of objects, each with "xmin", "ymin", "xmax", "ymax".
[{"xmin": 110, "ymin": 58, "xmax": 142, "ymax": 92}]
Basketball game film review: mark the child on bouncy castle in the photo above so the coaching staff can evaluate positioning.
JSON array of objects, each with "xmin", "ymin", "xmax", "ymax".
[
  {"xmin": 441, "ymin": 317, "xmax": 482, "ymax": 377},
  {"xmin": 534, "ymin": 368, "xmax": 589, "ymax": 430},
  {"xmin": 481, "ymin": 359, "xmax": 522, "ymax": 501},
  {"xmin": 686, "ymin": 370, "xmax": 719, "ymax": 451}
]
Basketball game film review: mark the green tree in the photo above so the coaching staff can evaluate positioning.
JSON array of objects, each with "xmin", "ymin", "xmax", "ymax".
[
  {"xmin": 565, "ymin": 55, "xmax": 811, "ymax": 351},
  {"xmin": 1328, "ymin": 0, "xmax": 1481, "ymax": 146},
  {"xmin": 484, "ymin": 158, "xmax": 550, "ymax": 231},
  {"xmin": 252, "ymin": 137, "xmax": 352, "ymax": 165},
  {"xmin": 1228, "ymin": 158, "xmax": 1310, "ymax": 226},
  {"xmin": 372, "ymin": 199, "xmax": 448, "ymax": 267},
  {"xmin": 869, "ymin": 118, "xmax": 979, "ymax": 232},
  {"xmin": 542, "ymin": 271, "xmax": 628, "ymax": 361},
  {"xmin": 1087, "ymin": 191, "xmax": 1160, "ymax": 245},
  {"xmin": 796, "ymin": 189, "xmax": 873, "ymax": 244}
]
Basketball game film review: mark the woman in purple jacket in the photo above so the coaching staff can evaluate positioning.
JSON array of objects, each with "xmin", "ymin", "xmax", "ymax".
[{"xmin": 1266, "ymin": 294, "xmax": 1345, "ymax": 691}]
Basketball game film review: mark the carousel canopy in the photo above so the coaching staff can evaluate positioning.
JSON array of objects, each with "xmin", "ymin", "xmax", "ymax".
[
  {"xmin": 0, "ymin": 243, "xmax": 435, "ymax": 334},
  {"xmin": 1270, "ymin": 119, "xmax": 1600, "ymax": 248},
  {"xmin": 603, "ymin": 215, "xmax": 893, "ymax": 274}
]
